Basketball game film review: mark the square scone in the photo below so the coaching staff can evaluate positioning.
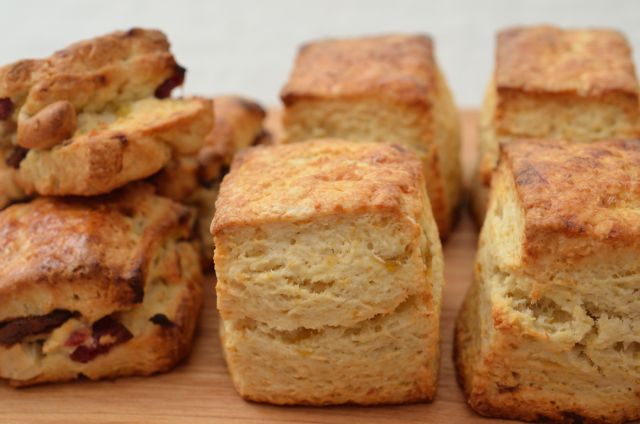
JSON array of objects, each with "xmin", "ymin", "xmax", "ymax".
[
  {"xmin": 0, "ymin": 184, "xmax": 203, "ymax": 386},
  {"xmin": 280, "ymin": 34, "xmax": 461, "ymax": 239},
  {"xmin": 457, "ymin": 139, "xmax": 640, "ymax": 422},
  {"xmin": 472, "ymin": 25, "xmax": 640, "ymax": 223},
  {"xmin": 212, "ymin": 139, "xmax": 444, "ymax": 405}
]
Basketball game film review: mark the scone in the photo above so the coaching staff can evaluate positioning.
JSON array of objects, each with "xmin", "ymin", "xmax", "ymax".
[
  {"xmin": 154, "ymin": 95, "xmax": 267, "ymax": 267},
  {"xmin": 472, "ymin": 25, "xmax": 640, "ymax": 223},
  {"xmin": 456, "ymin": 139, "xmax": 640, "ymax": 423},
  {"xmin": 0, "ymin": 28, "xmax": 213, "ymax": 198},
  {"xmin": 212, "ymin": 140, "xmax": 444, "ymax": 405},
  {"xmin": 280, "ymin": 34, "xmax": 461, "ymax": 239},
  {"xmin": 262, "ymin": 107, "xmax": 285, "ymax": 145},
  {"xmin": 0, "ymin": 146, "xmax": 26, "ymax": 209},
  {"xmin": 0, "ymin": 184, "xmax": 203, "ymax": 386}
]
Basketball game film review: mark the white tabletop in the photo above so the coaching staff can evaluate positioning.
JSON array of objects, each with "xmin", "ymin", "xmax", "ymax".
[{"xmin": 2, "ymin": 0, "xmax": 639, "ymax": 107}]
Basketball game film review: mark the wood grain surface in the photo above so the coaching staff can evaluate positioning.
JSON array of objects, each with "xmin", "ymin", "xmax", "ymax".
[{"xmin": 3, "ymin": 110, "xmax": 510, "ymax": 423}]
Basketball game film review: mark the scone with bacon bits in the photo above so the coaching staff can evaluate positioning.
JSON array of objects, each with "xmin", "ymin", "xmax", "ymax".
[
  {"xmin": 0, "ymin": 184, "xmax": 202, "ymax": 386},
  {"xmin": 456, "ymin": 139, "xmax": 640, "ymax": 423},
  {"xmin": 280, "ymin": 34, "xmax": 461, "ymax": 238},
  {"xmin": 472, "ymin": 25, "xmax": 640, "ymax": 223},
  {"xmin": 0, "ymin": 28, "xmax": 212, "ymax": 202},
  {"xmin": 213, "ymin": 140, "xmax": 444, "ymax": 405}
]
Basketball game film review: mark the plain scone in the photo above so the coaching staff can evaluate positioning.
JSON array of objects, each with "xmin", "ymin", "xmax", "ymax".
[
  {"xmin": 456, "ymin": 139, "xmax": 640, "ymax": 423},
  {"xmin": 280, "ymin": 34, "xmax": 461, "ymax": 238},
  {"xmin": 0, "ymin": 184, "xmax": 203, "ymax": 386},
  {"xmin": 0, "ymin": 28, "xmax": 213, "ymax": 205},
  {"xmin": 212, "ymin": 139, "xmax": 444, "ymax": 405},
  {"xmin": 472, "ymin": 25, "xmax": 640, "ymax": 223}
]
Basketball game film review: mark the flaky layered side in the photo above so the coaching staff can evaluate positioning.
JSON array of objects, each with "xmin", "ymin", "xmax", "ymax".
[
  {"xmin": 472, "ymin": 25, "xmax": 640, "ymax": 223},
  {"xmin": 280, "ymin": 34, "xmax": 461, "ymax": 238},
  {"xmin": 0, "ymin": 185, "xmax": 203, "ymax": 386},
  {"xmin": 213, "ymin": 140, "xmax": 444, "ymax": 405},
  {"xmin": 457, "ymin": 140, "xmax": 640, "ymax": 423}
]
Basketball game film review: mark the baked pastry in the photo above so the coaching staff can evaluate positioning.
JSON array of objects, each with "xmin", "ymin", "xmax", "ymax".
[
  {"xmin": 0, "ymin": 184, "xmax": 203, "ymax": 386},
  {"xmin": 456, "ymin": 139, "xmax": 640, "ymax": 422},
  {"xmin": 213, "ymin": 139, "xmax": 444, "ymax": 405},
  {"xmin": 0, "ymin": 146, "xmax": 26, "ymax": 209},
  {"xmin": 154, "ymin": 95, "xmax": 267, "ymax": 267},
  {"xmin": 0, "ymin": 28, "xmax": 213, "ymax": 198},
  {"xmin": 198, "ymin": 95, "xmax": 267, "ymax": 183},
  {"xmin": 280, "ymin": 34, "xmax": 461, "ymax": 238},
  {"xmin": 472, "ymin": 25, "xmax": 640, "ymax": 223},
  {"xmin": 262, "ymin": 107, "xmax": 284, "ymax": 145}
]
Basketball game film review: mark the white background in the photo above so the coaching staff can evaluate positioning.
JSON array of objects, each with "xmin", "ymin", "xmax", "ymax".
[{"xmin": 2, "ymin": 0, "xmax": 638, "ymax": 107}]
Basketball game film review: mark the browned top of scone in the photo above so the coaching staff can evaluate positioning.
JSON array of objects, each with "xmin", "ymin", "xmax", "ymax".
[
  {"xmin": 496, "ymin": 25, "xmax": 638, "ymax": 96},
  {"xmin": 0, "ymin": 28, "xmax": 180, "ymax": 120},
  {"xmin": 198, "ymin": 96, "xmax": 266, "ymax": 183},
  {"xmin": 280, "ymin": 34, "xmax": 437, "ymax": 106},
  {"xmin": 0, "ymin": 184, "xmax": 193, "ymax": 318},
  {"xmin": 212, "ymin": 139, "xmax": 426, "ymax": 234},
  {"xmin": 502, "ymin": 139, "xmax": 640, "ymax": 260}
]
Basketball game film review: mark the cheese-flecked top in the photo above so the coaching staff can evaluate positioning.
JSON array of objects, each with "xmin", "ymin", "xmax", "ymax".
[
  {"xmin": 280, "ymin": 34, "xmax": 437, "ymax": 106},
  {"xmin": 212, "ymin": 139, "xmax": 426, "ymax": 233},
  {"xmin": 496, "ymin": 25, "xmax": 638, "ymax": 96},
  {"xmin": 502, "ymin": 139, "xmax": 640, "ymax": 257}
]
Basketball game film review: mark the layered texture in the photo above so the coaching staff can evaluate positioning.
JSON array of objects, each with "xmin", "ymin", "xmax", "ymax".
[
  {"xmin": 213, "ymin": 140, "xmax": 444, "ymax": 405},
  {"xmin": 456, "ymin": 140, "xmax": 640, "ymax": 423},
  {"xmin": 0, "ymin": 28, "xmax": 213, "ymax": 207},
  {"xmin": 280, "ymin": 34, "xmax": 461, "ymax": 238},
  {"xmin": 0, "ymin": 185, "xmax": 203, "ymax": 386},
  {"xmin": 472, "ymin": 25, "xmax": 640, "ymax": 223}
]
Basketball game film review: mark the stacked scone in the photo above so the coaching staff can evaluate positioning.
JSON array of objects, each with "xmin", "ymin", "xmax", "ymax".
[
  {"xmin": 214, "ymin": 34, "xmax": 459, "ymax": 405},
  {"xmin": 0, "ymin": 28, "xmax": 212, "ymax": 386},
  {"xmin": 471, "ymin": 25, "xmax": 640, "ymax": 223},
  {"xmin": 457, "ymin": 25, "xmax": 640, "ymax": 423}
]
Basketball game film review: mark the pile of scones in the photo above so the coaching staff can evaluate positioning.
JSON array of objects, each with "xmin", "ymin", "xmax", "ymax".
[{"xmin": 1, "ymin": 25, "xmax": 640, "ymax": 423}]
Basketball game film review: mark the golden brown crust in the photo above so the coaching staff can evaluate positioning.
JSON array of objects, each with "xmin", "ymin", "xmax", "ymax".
[
  {"xmin": 0, "ymin": 184, "xmax": 196, "ymax": 323},
  {"xmin": 0, "ymin": 28, "xmax": 177, "ymax": 120},
  {"xmin": 502, "ymin": 139, "xmax": 640, "ymax": 262},
  {"xmin": 211, "ymin": 140, "xmax": 425, "ymax": 234},
  {"xmin": 496, "ymin": 25, "xmax": 638, "ymax": 96},
  {"xmin": 197, "ymin": 96, "xmax": 266, "ymax": 184},
  {"xmin": 280, "ymin": 34, "xmax": 436, "ymax": 106},
  {"xmin": 16, "ymin": 97, "xmax": 213, "ymax": 196}
]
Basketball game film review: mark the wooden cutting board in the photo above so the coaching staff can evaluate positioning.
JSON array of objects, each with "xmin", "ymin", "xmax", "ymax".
[{"xmin": 3, "ymin": 110, "xmax": 511, "ymax": 423}]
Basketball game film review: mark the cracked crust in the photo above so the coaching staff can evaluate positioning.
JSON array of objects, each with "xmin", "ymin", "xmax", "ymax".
[
  {"xmin": 0, "ymin": 184, "xmax": 197, "ymax": 323},
  {"xmin": 503, "ymin": 139, "xmax": 640, "ymax": 265},
  {"xmin": 16, "ymin": 97, "xmax": 213, "ymax": 196},
  {"xmin": 0, "ymin": 28, "xmax": 178, "ymax": 141}
]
